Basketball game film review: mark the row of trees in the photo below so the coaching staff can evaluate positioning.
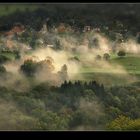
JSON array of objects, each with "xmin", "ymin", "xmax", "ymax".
[
  {"xmin": 95, "ymin": 50, "xmax": 126, "ymax": 61},
  {"xmin": 96, "ymin": 53, "xmax": 110, "ymax": 61}
]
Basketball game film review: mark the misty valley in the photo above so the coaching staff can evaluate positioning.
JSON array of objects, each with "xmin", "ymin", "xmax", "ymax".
[{"xmin": 0, "ymin": 3, "xmax": 139, "ymax": 130}]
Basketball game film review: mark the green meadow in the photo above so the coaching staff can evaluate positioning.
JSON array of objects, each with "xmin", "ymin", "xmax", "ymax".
[{"xmin": 73, "ymin": 53, "xmax": 140, "ymax": 86}]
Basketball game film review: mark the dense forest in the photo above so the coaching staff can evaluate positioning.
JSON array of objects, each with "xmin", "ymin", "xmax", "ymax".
[{"xmin": 0, "ymin": 78, "xmax": 140, "ymax": 130}]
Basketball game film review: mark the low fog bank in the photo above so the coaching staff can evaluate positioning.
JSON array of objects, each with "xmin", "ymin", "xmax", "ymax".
[{"xmin": 0, "ymin": 30, "xmax": 139, "ymax": 91}]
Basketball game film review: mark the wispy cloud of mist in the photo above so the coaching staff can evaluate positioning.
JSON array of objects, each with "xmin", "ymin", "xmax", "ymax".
[{"xmin": 0, "ymin": 28, "xmax": 139, "ymax": 90}]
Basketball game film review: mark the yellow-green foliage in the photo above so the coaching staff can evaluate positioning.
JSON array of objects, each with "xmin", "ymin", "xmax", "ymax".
[{"xmin": 107, "ymin": 115, "xmax": 140, "ymax": 130}]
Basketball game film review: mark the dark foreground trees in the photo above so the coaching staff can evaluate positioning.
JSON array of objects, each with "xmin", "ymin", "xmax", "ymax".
[{"xmin": 0, "ymin": 78, "xmax": 139, "ymax": 130}]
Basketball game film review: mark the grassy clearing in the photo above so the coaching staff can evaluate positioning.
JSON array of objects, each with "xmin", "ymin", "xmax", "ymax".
[
  {"xmin": 78, "ymin": 53, "xmax": 140, "ymax": 74},
  {"xmin": 73, "ymin": 53, "xmax": 140, "ymax": 86},
  {"xmin": 110, "ymin": 55, "xmax": 140, "ymax": 74},
  {"xmin": 72, "ymin": 72, "xmax": 139, "ymax": 86}
]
